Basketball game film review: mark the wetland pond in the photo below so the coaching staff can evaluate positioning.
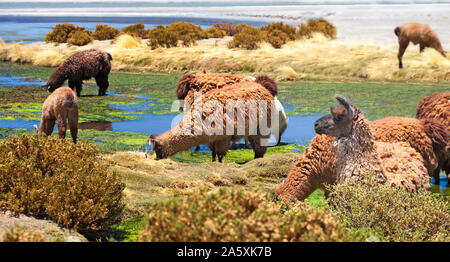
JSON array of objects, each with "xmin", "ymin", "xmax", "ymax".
[{"xmin": 0, "ymin": 67, "xmax": 448, "ymax": 195}]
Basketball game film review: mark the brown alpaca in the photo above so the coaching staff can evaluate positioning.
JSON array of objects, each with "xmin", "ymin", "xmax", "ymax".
[
  {"xmin": 176, "ymin": 73, "xmax": 284, "ymax": 160},
  {"xmin": 315, "ymin": 95, "xmax": 428, "ymax": 189},
  {"xmin": 38, "ymin": 87, "xmax": 78, "ymax": 143},
  {"xmin": 395, "ymin": 23, "xmax": 446, "ymax": 68},
  {"xmin": 176, "ymin": 72, "xmax": 254, "ymax": 154},
  {"xmin": 276, "ymin": 102, "xmax": 443, "ymax": 203},
  {"xmin": 416, "ymin": 92, "xmax": 450, "ymax": 183},
  {"xmin": 43, "ymin": 49, "xmax": 112, "ymax": 96},
  {"xmin": 149, "ymin": 81, "xmax": 275, "ymax": 162}
]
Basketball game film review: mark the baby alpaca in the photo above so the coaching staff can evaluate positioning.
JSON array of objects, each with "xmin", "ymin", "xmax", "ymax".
[
  {"xmin": 314, "ymin": 95, "xmax": 429, "ymax": 191},
  {"xmin": 395, "ymin": 23, "xmax": 446, "ymax": 68},
  {"xmin": 38, "ymin": 87, "xmax": 78, "ymax": 143}
]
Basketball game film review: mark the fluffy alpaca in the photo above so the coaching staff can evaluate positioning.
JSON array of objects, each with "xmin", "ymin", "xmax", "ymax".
[
  {"xmin": 315, "ymin": 95, "xmax": 429, "ymax": 189},
  {"xmin": 275, "ymin": 102, "xmax": 442, "ymax": 203},
  {"xmin": 43, "ymin": 49, "xmax": 112, "ymax": 96},
  {"xmin": 394, "ymin": 23, "xmax": 446, "ymax": 68},
  {"xmin": 416, "ymin": 92, "xmax": 450, "ymax": 182},
  {"xmin": 176, "ymin": 72, "xmax": 253, "ymax": 154},
  {"xmin": 38, "ymin": 87, "xmax": 78, "ymax": 143},
  {"xmin": 149, "ymin": 81, "xmax": 275, "ymax": 162},
  {"xmin": 176, "ymin": 72, "xmax": 286, "ymax": 160}
]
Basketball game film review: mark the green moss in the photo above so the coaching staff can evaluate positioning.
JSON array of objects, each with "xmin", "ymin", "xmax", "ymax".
[
  {"xmin": 171, "ymin": 143, "xmax": 305, "ymax": 164},
  {"xmin": 278, "ymin": 81, "xmax": 450, "ymax": 119},
  {"xmin": 111, "ymin": 217, "xmax": 145, "ymax": 242}
]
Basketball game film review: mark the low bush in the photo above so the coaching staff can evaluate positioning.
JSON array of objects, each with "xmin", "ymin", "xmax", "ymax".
[
  {"xmin": 231, "ymin": 23, "xmax": 252, "ymax": 36},
  {"xmin": 212, "ymin": 22, "xmax": 249, "ymax": 36},
  {"xmin": 327, "ymin": 176, "xmax": 450, "ymax": 242},
  {"xmin": 261, "ymin": 22, "xmax": 298, "ymax": 41},
  {"xmin": 92, "ymin": 24, "xmax": 120, "ymax": 40},
  {"xmin": 166, "ymin": 22, "xmax": 204, "ymax": 46},
  {"xmin": 298, "ymin": 18, "xmax": 337, "ymax": 39},
  {"xmin": 228, "ymin": 26, "xmax": 264, "ymax": 50},
  {"xmin": 44, "ymin": 23, "xmax": 78, "ymax": 43},
  {"xmin": 201, "ymin": 27, "xmax": 227, "ymax": 39},
  {"xmin": 212, "ymin": 22, "xmax": 234, "ymax": 36},
  {"xmin": 122, "ymin": 23, "xmax": 147, "ymax": 38},
  {"xmin": 147, "ymin": 25, "xmax": 178, "ymax": 49},
  {"xmin": 139, "ymin": 188, "xmax": 365, "ymax": 242},
  {"xmin": 266, "ymin": 29, "xmax": 290, "ymax": 48},
  {"xmin": 67, "ymin": 30, "xmax": 93, "ymax": 46},
  {"xmin": 0, "ymin": 135, "xmax": 125, "ymax": 233}
]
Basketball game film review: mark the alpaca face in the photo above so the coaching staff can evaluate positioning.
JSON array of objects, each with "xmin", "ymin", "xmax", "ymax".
[
  {"xmin": 314, "ymin": 95, "xmax": 354, "ymax": 138},
  {"xmin": 148, "ymin": 134, "xmax": 166, "ymax": 160}
]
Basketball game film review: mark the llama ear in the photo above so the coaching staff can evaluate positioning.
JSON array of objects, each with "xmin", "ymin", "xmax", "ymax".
[{"xmin": 335, "ymin": 94, "xmax": 354, "ymax": 117}]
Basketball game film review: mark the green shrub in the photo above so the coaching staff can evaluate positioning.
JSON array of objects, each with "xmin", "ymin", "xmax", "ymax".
[
  {"xmin": 147, "ymin": 25, "xmax": 178, "ymax": 49},
  {"xmin": 45, "ymin": 23, "xmax": 77, "ymax": 43},
  {"xmin": 228, "ymin": 26, "xmax": 264, "ymax": 50},
  {"xmin": 67, "ymin": 30, "xmax": 93, "ymax": 46},
  {"xmin": 298, "ymin": 18, "xmax": 337, "ymax": 39},
  {"xmin": 166, "ymin": 22, "xmax": 204, "ymax": 46},
  {"xmin": 92, "ymin": 24, "xmax": 120, "ymax": 40},
  {"xmin": 0, "ymin": 135, "xmax": 125, "ymax": 233},
  {"xmin": 139, "ymin": 188, "xmax": 365, "ymax": 242},
  {"xmin": 327, "ymin": 177, "xmax": 450, "ymax": 242},
  {"xmin": 122, "ymin": 23, "xmax": 146, "ymax": 38}
]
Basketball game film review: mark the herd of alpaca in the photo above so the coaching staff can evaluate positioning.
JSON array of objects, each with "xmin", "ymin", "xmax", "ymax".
[
  {"xmin": 34, "ymin": 21, "xmax": 448, "ymax": 202},
  {"xmin": 275, "ymin": 94, "xmax": 449, "ymax": 203}
]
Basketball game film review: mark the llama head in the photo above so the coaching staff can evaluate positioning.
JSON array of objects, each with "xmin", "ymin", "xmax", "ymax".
[
  {"xmin": 314, "ymin": 94, "xmax": 355, "ymax": 138},
  {"xmin": 148, "ymin": 134, "xmax": 166, "ymax": 160}
]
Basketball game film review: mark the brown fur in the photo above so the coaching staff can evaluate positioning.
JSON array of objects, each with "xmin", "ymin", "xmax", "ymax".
[
  {"xmin": 176, "ymin": 73, "xmax": 281, "ymax": 161},
  {"xmin": 255, "ymin": 75, "xmax": 278, "ymax": 97},
  {"xmin": 276, "ymin": 116, "xmax": 438, "ymax": 204},
  {"xmin": 38, "ymin": 87, "xmax": 78, "ymax": 143},
  {"xmin": 44, "ymin": 49, "xmax": 112, "ymax": 96},
  {"xmin": 150, "ymin": 81, "xmax": 274, "ymax": 162},
  {"xmin": 316, "ymin": 98, "xmax": 429, "ymax": 191},
  {"xmin": 177, "ymin": 73, "xmax": 253, "ymax": 102},
  {"xmin": 416, "ymin": 92, "xmax": 450, "ymax": 181},
  {"xmin": 395, "ymin": 23, "xmax": 446, "ymax": 68}
]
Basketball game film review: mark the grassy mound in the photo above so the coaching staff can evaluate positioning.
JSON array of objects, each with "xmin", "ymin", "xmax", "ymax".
[{"xmin": 0, "ymin": 135, "xmax": 125, "ymax": 233}]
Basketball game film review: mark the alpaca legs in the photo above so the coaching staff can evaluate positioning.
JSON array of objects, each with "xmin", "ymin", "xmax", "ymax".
[
  {"xmin": 398, "ymin": 40, "xmax": 409, "ymax": 69},
  {"xmin": 74, "ymin": 80, "xmax": 83, "ymax": 97},
  {"xmin": 68, "ymin": 80, "xmax": 75, "ymax": 90},
  {"xmin": 433, "ymin": 168, "xmax": 440, "ymax": 185},
  {"xmin": 68, "ymin": 109, "xmax": 78, "ymax": 144},
  {"xmin": 56, "ymin": 118, "xmax": 67, "ymax": 139},
  {"xmin": 95, "ymin": 76, "xmax": 109, "ymax": 96},
  {"xmin": 39, "ymin": 117, "xmax": 55, "ymax": 136},
  {"xmin": 248, "ymin": 136, "xmax": 267, "ymax": 159}
]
